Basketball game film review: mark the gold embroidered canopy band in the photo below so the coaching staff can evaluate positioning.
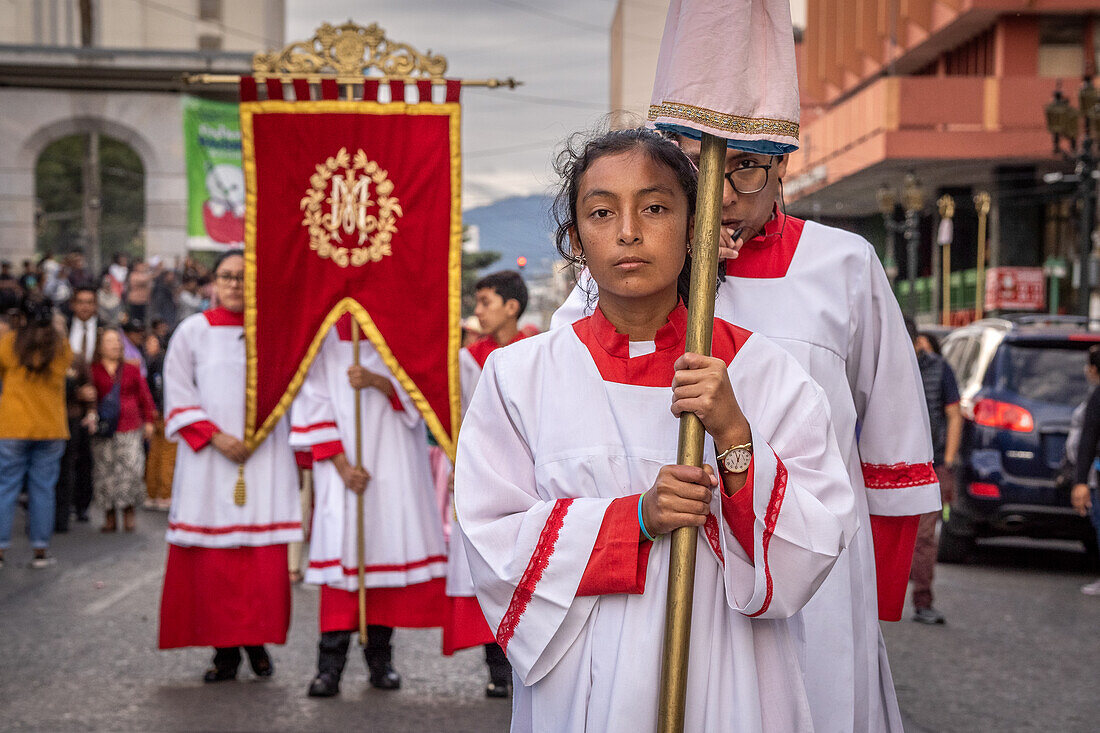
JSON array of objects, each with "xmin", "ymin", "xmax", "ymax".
[{"xmin": 648, "ymin": 102, "xmax": 799, "ymax": 140}]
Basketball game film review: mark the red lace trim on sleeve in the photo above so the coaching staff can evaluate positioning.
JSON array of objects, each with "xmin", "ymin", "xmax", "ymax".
[
  {"xmin": 862, "ymin": 461, "xmax": 937, "ymax": 489},
  {"xmin": 495, "ymin": 498, "xmax": 574, "ymax": 653},
  {"xmin": 747, "ymin": 453, "xmax": 788, "ymax": 618}
]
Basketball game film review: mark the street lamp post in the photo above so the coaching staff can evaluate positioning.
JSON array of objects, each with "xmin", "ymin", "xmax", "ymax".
[
  {"xmin": 876, "ymin": 185, "xmax": 899, "ymax": 290},
  {"xmin": 877, "ymin": 174, "xmax": 925, "ymax": 315},
  {"xmin": 902, "ymin": 173, "xmax": 926, "ymax": 317},
  {"xmin": 1045, "ymin": 78, "xmax": 1100, "ymax": 318}
]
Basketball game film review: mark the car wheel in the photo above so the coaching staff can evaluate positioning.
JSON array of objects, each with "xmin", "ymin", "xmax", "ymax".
[{"xmin": 937, "ymin": 515, "xmax": 976, "ymax": 564}]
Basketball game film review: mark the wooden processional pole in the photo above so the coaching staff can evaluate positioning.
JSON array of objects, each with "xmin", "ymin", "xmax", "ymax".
[
  {"xmin": 657, "ymin": 132, "xmax": 726, "ymax": 733},
  {"xmin": 350, "ymin": 319, "xmax": 368, "ymax": 647}
]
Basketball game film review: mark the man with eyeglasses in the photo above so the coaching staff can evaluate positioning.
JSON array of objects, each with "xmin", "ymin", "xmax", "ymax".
[{"xmin": 551, "ymin": 134, "xmax": 939, "ymax": 733}]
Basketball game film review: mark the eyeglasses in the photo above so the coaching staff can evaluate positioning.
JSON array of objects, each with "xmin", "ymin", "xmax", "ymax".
[
  {"xmin": 724, "ymin": 162, "xmax": 772, "ymax": 195},
  {"xmin": 215, "ymin": 273, "xmax": 244, "ymax": 285}
]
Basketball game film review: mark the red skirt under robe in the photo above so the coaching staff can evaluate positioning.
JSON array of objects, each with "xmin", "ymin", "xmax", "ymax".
[
  {"xmin": 319, "ymin": 578, "xmax": 446, "ymax": 633},
  {"xmin": 159, "ymin": 543, "xmax": 291, "ymax": 649},
  {"xmin": 442, "ymin": 595, "xmax": 496, "ymax": 655}
]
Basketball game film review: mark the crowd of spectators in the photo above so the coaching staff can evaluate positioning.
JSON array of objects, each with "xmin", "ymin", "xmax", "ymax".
[{"xmin": 0, "ymin": 249, "xmax": 219, "ymax": 566}]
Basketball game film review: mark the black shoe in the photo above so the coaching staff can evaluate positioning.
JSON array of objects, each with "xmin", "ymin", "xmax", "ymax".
[
  {"xmin": 245, "ymin": 646, "xmax": 274, "ymax": 677},
  {"xmin": 912, "ymin": 607, "xmax": 946, "ymax": 625},
  {"xmin": 307, "ymin": 671, "xmax": 341, "ymax": 697},
  {"xmin": 203, "ymin": 665, "xmax": 238, "ymax": 683},
  {"xmin": 368, "ymin": 662, "xmax": 401, "ymax": 690}
]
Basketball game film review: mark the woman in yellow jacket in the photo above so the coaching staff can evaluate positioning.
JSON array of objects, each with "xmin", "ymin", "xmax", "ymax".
[{"xmin": 0, "ymin": 296, "xmax": 72, "ymax": 569}]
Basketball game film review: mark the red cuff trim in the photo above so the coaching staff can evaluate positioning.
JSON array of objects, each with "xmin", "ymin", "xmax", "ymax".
[
  {"xmin": 720, "ymin": 457, "xmax": 756, "ymax": 562},
  {"xmin": 177, "ymin": 420, "xmax": 218, "ymax": 451},
  {"xmin": 388, "ymin": 390, "xmax": 405, "ymax": 412},
  {"xmin": 496, "ymin": 498, "xmax": 573, "ymax": 653},
  {"xmin": 862, "ymin": 461, "xmax": 938, "ymax": 489},
  {"xmin": 577, "ymin": 495, "xmax": 653, "ymax": 596},
  {"xmin": 295, "ymin": 450, "xmax": 313, "ymax": 469},
  {"xmin": 869, "ymin": 514, "xmax": 921, "ymax": 621},
  {"xmin": 312, "ymin": 441, "xmax": 344, "ymax": 462},
  {"xmin": 291, "ymin": 421, "xmax": 337, "ymax": 434}
]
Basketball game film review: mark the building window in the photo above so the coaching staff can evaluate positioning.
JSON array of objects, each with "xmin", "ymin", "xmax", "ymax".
[
  {"xmin": 198, "ymin": 34, "xmax": 223, "ymax": 51},
  {"xmin": 198, "ymin": 0, "xmax": 222, "ymax": 23},
  {"xmin": 1039, "ymin": 16, "xmax": 1085, "ymax": 77}
]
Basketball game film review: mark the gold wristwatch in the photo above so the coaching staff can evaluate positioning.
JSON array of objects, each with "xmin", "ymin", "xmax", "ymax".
[{"xmin": 716, "ymin": 442, "xmax": 753, "ymax": 475}]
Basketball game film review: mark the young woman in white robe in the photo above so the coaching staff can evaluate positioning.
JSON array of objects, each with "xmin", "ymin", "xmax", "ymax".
[
  {"xmin": 290, "ymin": 314, "xmax": 447, "ymax": 696},
  {"xmin": 456, "ymin": 129, "xmax": 857, "ymax": 732},
  {"xmin": 552, "ymin": 136, "xmax": 941, "ymax": 733},
  {"xmin": 158, "ymin": 251, "xmax": 303, "ymax": 683}
]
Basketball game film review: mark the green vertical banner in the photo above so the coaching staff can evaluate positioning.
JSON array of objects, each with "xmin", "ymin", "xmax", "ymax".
[{"xmin": 182, "ymin": 95, "xmax": 244, "ymax": 251}]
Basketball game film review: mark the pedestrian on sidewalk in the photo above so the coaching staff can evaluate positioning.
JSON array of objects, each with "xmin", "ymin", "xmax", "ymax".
[
  {"xmin": 0, "ymin": 295, "xmax": 72, "ymax": 569},
  {"xmin": 157, "ymin": 250, "xmax": 302, "ymax": 683},
  {"xmin": 1071, "ymin": 345, "xmax": 1100, "ymax": 594},
  {"xmin": 906, "ymin": 319, "xmax": 962, "ymax": 624},
  {"xmin": 89, "ymin": 329, "xmax": 156, "ymax": 533},
  {"xmin": 143, "ymin": 329, "xmax": 176, "ymax": 511}
]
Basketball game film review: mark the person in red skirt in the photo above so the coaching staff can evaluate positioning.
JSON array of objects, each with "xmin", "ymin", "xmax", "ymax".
[{"xmin": 157, "ymin": 251, "xmax": 303, "ymax": 682}]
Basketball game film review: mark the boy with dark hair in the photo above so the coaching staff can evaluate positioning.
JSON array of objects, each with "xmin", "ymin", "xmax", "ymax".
[{"xmin": 442, "ymin": 269, "xmax": 530, "ymax": 697}]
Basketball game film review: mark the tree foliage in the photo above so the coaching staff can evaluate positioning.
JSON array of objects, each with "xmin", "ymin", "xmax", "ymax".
[{"xmin": 35, "ymin": 133, "xmax": 144, "ymax": 265}]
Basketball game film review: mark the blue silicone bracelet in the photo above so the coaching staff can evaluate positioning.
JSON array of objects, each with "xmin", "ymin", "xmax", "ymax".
[{"xmin": 638, "ymin": 491, "xmax": 657, "ymax": 542}]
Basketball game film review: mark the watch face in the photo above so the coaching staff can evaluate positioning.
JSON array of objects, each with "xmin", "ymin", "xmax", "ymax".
[{"xmin": 723, "ymin": 448, "xmax": 752, "ymax": 473}]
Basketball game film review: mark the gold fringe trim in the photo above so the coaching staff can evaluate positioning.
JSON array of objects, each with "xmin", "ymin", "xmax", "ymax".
[
  {"xmin": 648, "ymin": 101, "xmax": 799, "ymax": 140},
  {"xmin": 241, "ymin": 99, "xmax": 463, "ymax": 462}
]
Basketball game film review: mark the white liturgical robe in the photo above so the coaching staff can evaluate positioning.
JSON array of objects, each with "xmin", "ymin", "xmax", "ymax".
[{"xmin": 456, "ymin": 303, "xmax": 857, "ymax": 732}]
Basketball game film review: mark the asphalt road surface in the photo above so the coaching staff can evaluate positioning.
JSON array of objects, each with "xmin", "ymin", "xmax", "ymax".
[{"xmin": 1, "ymin": 509, "xmax": 1097, "ymax": 732}]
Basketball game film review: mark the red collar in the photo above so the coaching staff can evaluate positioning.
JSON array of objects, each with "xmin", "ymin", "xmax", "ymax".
[
  {"xmin": 466, "ymin": 332, "xmax": 527, "ymax": 368},
  {"xmin": 725, "ymin": 209, "xmax": 806, "ymax": 279},
  {"xmin": 572, "ymin": 301, "xmax": 750, "ymax": 387},
  {"xmin": 203, "ymin": 307, "xmax": 244, "ymax": 327}
]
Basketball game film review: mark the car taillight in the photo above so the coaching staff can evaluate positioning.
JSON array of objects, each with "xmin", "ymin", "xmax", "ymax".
[
  {"xmin": 972, "ymin": 399, "xmax": 1034, "ymax": 432},
  {"xmin": 969, "ymin": 482, "xmax": 1001, "ymax": 498}
]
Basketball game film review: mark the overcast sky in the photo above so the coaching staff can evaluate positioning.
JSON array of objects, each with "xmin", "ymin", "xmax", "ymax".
[{"xmin": 286, "ymin": 1, "xmax": 806, "ymax": 210}]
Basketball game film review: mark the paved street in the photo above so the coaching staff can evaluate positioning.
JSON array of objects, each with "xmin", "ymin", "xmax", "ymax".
[{"xmin": 2, "ymin": 508, "xmax": 1098, "ymax": 732}]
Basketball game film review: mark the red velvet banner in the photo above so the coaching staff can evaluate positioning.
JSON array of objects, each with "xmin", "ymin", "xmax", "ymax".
[{"xmin": 239, "ymin": 97, "xmax": 461, "ymax": 458}]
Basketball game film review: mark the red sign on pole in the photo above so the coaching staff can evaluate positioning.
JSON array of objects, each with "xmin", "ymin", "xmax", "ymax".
[{"xmin": 984, "ymin": 267, "xmax": 1046, "ymax": 312}]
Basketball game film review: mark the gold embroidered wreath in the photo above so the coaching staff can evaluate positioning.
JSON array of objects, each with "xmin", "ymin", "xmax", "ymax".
[{"xmin": 299, "ymin": 147, "xmax": 404, "ymax": 268}]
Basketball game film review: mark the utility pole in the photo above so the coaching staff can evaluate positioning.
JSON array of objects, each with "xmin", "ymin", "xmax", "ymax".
[{"xmin": 81, "ymin": 132, "xmax": 101, "ymax": 276}]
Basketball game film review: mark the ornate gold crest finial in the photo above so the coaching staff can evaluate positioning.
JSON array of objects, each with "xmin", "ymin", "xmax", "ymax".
[{"xmin": 252, "ymin": 21, "xmax": 448, "ymax": 79}]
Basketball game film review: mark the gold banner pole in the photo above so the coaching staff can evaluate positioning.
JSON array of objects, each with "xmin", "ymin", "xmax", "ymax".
[
  {"xmin": 975, "ymin": 191, "xmax": 991, "ymax": 320},
  {"xmin": 657, "ymin": 132, "xmax": 725, "ymax": 733},
  {"xmin": 184, "ymin": 72, "xmax": 520, "ymax": 88},
  {"xmin": 351, "ymin": 319, "xmax": 368, "ymax": 647}
]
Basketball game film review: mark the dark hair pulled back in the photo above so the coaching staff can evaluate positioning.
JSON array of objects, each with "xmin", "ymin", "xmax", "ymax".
[{"xmin": 551, "ymin": 127, "xmax": 699, "ymax": 302}]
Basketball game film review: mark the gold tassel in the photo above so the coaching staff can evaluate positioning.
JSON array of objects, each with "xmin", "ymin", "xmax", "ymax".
[{"xmin": 234, "ymin": 464, "xmax": 246, "ymax": 506}]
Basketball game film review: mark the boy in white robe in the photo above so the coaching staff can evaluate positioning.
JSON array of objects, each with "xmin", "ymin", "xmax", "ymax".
[
  {"xmin": 290, "ymin": 314, "xmax": 447, "ymax": 697},
  {"xmin": 445, "ymin": 270, "xmax": 528, "ymax": 696},
  {"xmin": 552, "ymin": 139, "xmax": 940, "ymax": 733}
]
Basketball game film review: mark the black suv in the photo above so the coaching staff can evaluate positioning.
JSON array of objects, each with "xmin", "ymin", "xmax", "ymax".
[{"xmin": 938, "ymin": 315, "xmax": 1100, "ymax": 562}]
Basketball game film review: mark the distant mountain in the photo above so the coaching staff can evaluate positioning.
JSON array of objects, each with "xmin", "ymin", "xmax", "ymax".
[{"xmin": 463, "ymin": 195, "xmax": 559, "ymax": 277}]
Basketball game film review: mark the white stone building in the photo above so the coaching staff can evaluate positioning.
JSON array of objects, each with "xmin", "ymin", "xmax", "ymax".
[{"xmin": 0, "ymin": 0, "xmax": 284, "ymax": 264}]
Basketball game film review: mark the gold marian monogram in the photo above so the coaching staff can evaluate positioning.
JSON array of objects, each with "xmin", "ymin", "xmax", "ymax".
[{"xmin": 299, "ymin": 147, "xmax": 403, "ymax": 267}]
